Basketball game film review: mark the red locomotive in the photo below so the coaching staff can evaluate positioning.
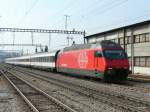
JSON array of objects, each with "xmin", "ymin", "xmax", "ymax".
[
  {"xmin": 6, "ymin": 40, "xmax": 129, "ymax": 83},
  {"xmin": 56, "ymin": 40, "xmax": 129, "ymax": 82}
]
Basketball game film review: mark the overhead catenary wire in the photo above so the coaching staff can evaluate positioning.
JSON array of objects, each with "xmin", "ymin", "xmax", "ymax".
[
  {"xmin": 87, "ymin": 10, "xmax": 150, "ymax": 34},
  {"xmin": 18, "ymin": 0, "xmax": 39, "ymax": 25},
  {"xmin": 92, "ymin": 0, "xmax": 128, "ymax": 16},
  {"xmin": 70, "ymin": 0, "xmax": 129, "ymax": 32},
  {"xmin": 81, "ymin": 0, "xmax": 129, "ymax": 22},
  {"xmin": 50, "ymin": 0, "xmax": 79, "ymax": 28}
]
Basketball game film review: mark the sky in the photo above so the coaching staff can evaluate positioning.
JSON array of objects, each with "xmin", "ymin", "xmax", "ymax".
[{"xmin": 0, "ymin": 0, "xmax": 150, "ymax": 54}]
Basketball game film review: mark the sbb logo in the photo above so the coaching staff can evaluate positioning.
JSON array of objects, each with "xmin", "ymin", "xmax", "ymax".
[{"xmin": 78, "ymin": 52, "xmax": 88, "ymax": 68}]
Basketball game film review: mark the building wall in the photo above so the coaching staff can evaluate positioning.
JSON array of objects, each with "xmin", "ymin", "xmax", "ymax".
[{"xmin": 87, "ymin": 23, "xmax": 150, "ymax": 75}]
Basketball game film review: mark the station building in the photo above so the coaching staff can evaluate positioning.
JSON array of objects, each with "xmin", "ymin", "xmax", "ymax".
[{"xmin": 85, "ymin": 20, "xmax": 150, "ymax": 75}]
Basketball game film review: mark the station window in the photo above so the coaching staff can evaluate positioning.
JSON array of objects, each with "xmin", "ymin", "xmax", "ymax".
[
  {"xmin": 146, "ymin": 57, "xmax": 150, "ymax": 67},
  {"xmin": 132, "ymin": 56, "xmax": 150, "ymax": 67},
  {"xmin": 111, "ymin": 39, "xmax": 115, "ymax": 42},
  {"xmin": 114, "ymin": 38, "xmax": 118, "ymax": 43},
  {"xmin": 127, "ymin": 36, "xmax": 131, "ymax": 44},
  {"xmin": 134, "ymin": 35, "xmax": 140, "ymax": 43},
  {"xmin": 128, "ymin": 57, "xmax": 131, "ymax": 65},
  {"xmin": 139, "ymin": 34, "xmax": 145, "ymax": 42},
  {"xmin": 119, "ymin": 37, "xmax": 124, "ymax": 45},
  {"xmin": 125, "ymin": 37, "xmax": 128, "ymax": 44},
  {"xmin": 124, "ymin": 45, "xmax": 127, "ymax": 51},
  {"xmin": 134, "ymin": 57, "xmax": 140, "ymax": 66},
  {"xmin": 140, "ymin": 57, "xmax": 145, "ymax": 67},
  {"xmin": 145, "ymin": 33, "xmax": 150, "ymax": 42},
  {"xmin": 133, "ymin": 33, "xmax": 150, "ymax": 44}
]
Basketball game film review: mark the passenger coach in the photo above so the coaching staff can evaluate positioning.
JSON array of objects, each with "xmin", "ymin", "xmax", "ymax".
[{"xmin": 5, "ymin": 51, "xmax": 59, "ymax": 71}]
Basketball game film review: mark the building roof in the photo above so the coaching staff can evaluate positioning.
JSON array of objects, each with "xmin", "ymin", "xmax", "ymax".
[{"xmin": 85, "ymin": 19, "xmax": 150, "ymax": 39}]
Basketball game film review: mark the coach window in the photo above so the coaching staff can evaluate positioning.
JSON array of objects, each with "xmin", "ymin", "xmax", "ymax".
[
  {"xmin": 49, "ymin": 56, "xmax": 51, "ymax": 62},
  {"xmin": 43, "ymin": 57, "xmax": 45, "ymax": 62},
  {"xmin": 41, "ymin": 57, "xmax": 43, "ymax": 62},
  {"xmin": 42, "ymin": 57, "xmax": 44, "ymax": 62},
  {"xmin": 45, "ymin": 57, "xmax": 47, "ymax": 62},
  {"xmin": 44, "ymin": 57, "xmax": 47, "ymax": 62},
  {"xmin": 36, "ymin": 57, "xmax": 38, "ymax": 62},
  {"xmin": 32, "ymin": 58, "xmax": 34, "ymax": 62},
  {"xmin": 48, "ymin": 57, "xmax": 50, "ymax": 62},
  {"xmin": 47, "ymin": 57, "xmax": 49, "ymax": 62},
  {"xmin": 46, "ymin": 57, "xmax": 49, "ymax": 62},
  {"xmin": 34, "ymin": 58, "xmax": 36, "ymax": 62},
  {"xmin": 33, "ymin": 58, "xmax": 35, "ymax": 62},
  {"xmin": 37, "ymin": 57, "xmax": 39, "ymax": 62},
  {"xmin": 52, "ymin": 56, "xmax": 55, "ymax": 62},
  {"xmin": 50, "ymin": 56, "xmax": 53, "ymax": 62},
  {"xmin": 49, "ymin": 56, "xmax": 54, "ymax": 62}
]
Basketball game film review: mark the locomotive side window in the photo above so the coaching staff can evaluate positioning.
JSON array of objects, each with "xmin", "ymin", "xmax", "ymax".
[{"xmin": 94, "ymin": 51, "xmax": 102, "ymax": 57}]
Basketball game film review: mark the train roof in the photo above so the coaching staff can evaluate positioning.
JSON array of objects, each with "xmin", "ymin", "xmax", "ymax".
[
  {"xmin": 63, "ymin": 40, "xmax": 122, "ymax": 52},
  {"xmin": 99, "ymin": 40, "xmax": 122, "ymax": 49},
  {"xmin": 5, "ymin": 50, "xmax": 58, "ymax": 61},
  {"xmin": 63, "ymin": 44, "xmax": 92, "ymax": 51}
]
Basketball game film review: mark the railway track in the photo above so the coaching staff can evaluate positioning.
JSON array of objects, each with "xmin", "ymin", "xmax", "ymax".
[
  {"xmin": 0, "ymin": 69, "xmax": 77, "ymax": 112},
  {"xmin": 7, "ymin": 66, "xmax": 150, "ymax": 112}
]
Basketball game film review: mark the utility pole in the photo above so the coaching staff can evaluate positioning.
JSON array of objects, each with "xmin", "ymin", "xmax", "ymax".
[
  {"xmin": 13, "ymin": 31, "xmax": 15, "ymax": 45},
  {"xmin": 31, "ymin": 32, "xmax": 34, "ymax": 45},
  {"xmin": 67, "ymin": 37, "xmax": 73, "ymax": 46},
  {"xmin": 49, "ymin": 33, "xmax": 51, "ymax": 51},
  {"xmin": 64, "ymin": 15, "xmax": 70, "ymax": 30},
  {"xmin": 64, "ymin": 14, "xmax": 70, "ymax": 46}
]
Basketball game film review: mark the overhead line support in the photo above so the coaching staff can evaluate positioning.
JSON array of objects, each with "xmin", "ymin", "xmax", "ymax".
[{"xmin": 0, "ymin": 28, "xmax": 85, "ymax": 35}]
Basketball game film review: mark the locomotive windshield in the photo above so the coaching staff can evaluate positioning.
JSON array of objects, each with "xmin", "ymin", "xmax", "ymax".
[{"xmin": 103, "ymin": 50, "xmax": 127, "ymax": 59}]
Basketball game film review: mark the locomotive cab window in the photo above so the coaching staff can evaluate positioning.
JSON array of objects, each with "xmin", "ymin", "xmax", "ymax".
[
  {"xmin": 103, "ymin": 50, "xmax": 127, "ymax": 59},
  {"xmin": 94, "ymin": 51, "xmax": 102, "ymax": 57}
]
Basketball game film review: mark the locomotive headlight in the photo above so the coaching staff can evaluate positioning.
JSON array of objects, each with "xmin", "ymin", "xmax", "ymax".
[
  {"xmin": 107, "ymin": 68, "xmax": 115, "ymax": 75},
  {"xmin": 107, "ymin": 69, "xmax": 112, "ymax": 74}
]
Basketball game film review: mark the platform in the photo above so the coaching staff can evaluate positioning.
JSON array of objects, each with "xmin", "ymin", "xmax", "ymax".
[{"xmin": 128, "ymin": 73, "xmax": 150, "ymax": 82}]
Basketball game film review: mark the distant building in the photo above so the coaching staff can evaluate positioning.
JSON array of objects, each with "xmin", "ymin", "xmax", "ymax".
[{"xmin": 85, "ymin": 20, "xmax": 150, "ymax": 75}]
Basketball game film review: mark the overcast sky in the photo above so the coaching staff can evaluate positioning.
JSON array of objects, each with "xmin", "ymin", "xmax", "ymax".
[{"xmin": 0, "ymin": 0, "xmax": 150, "ymax": 54}]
